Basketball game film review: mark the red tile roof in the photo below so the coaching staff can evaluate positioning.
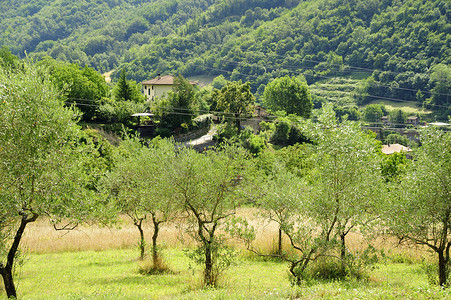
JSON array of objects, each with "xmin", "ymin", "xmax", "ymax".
[{"xmin": 141, "ymin": 75, "xmax": 197, "ymax": 85}]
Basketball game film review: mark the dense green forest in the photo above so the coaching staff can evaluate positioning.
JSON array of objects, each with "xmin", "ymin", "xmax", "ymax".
[{"xmin": 0, "ymin": 0, "xmax": 450, "ymax": 116}]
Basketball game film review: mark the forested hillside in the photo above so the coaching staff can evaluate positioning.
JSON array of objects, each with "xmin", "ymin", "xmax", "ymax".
[{"xmin": 1, "ymin": 0, "xmax": 449, "ymax": 114}]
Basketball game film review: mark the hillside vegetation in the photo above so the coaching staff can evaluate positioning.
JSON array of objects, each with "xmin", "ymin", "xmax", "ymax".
[{"xmin": 0, "ymin": 0, "xmax": 449, "ymax": 114}]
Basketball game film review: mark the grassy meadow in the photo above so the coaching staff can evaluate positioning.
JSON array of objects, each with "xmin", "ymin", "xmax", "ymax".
[
  {"xmin": 367, "ymin": 100, "xmax": 433, "ymax": 115},
  {"xmin": 2, "ymin": 209, "xmax": 450, "ymax": 299}
]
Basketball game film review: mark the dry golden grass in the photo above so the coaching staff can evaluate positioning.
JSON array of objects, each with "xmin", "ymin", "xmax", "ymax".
[
  {"xmin": 21, "ymin": 216, "xmax": 189, "ymax": 253},
  {"xmin": 20, "ymin": 207, "xmax": 428, "ymax": 262}
]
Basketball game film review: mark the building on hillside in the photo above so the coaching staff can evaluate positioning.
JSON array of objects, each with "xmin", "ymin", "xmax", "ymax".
[
  {"xmin": 406, "ymin": 116, "xmax": 419, "ymax": 126},
  {"xmin": 141, "ymin": 74, "xmax": 197, "ymax": 101}
]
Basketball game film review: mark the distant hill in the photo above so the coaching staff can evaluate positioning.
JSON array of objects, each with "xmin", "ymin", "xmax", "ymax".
[{"xmin": 1, "ymin": 0, "xmax": 449, "ymax": 113}]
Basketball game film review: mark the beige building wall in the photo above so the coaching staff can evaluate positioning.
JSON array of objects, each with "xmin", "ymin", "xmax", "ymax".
[{"xmin": 142, "ymin": 84, "xmax": 173, "ymax": 101}]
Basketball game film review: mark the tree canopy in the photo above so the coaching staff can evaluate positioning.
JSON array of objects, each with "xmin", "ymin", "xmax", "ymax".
[
  {"xmin": 384, "ymin": 128, "xmax": 451, "ymax": 286},
  {"xmin": 214, "ymin": 80, "xmax": 255, "ymax": 131},
  {"xmin": 0, "ymin": 61, "xmax": 102, "ymax": 298},
  {"xmin": 263, "ymin": 75, "xmax": 313, "ymax": 118}
]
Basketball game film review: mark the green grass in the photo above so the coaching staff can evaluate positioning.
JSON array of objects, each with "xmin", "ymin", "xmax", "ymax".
[
  {"xmin": 368, "ymin": 100, "xmax": 433, "ymax": 114},
  {"xmin": 3, "ymin": 248, "xmax": 451, "ymax": 299}
]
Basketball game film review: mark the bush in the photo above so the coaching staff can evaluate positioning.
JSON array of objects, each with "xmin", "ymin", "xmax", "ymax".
[
  {"xmin": 213, "ymin": 123, "xmax": 239, "ymax": 143},
  {"xmin": 270, "ymin": 119, "xmax": 310, "ymax": 146},
  {"xmin": 138, "ymin": 256, "xmax": 173, "ymax": 275},
  {"xmin": 185, "ymin": 241, "xmax": 237, "ymax": 287},
  {"xmin": 385, "ymin": 133, "xmax": 412, "ymax": 147},
  {"xmin": 245, "ymin": 134, "xmax": 267, "ymax": 156},
  {"xmin": 96, "ymin": 101, "xmax": 148, "ymax": 125},
  {"xmin": 97, "ymin": 103, "xmax": 116, "ymax": 123}
]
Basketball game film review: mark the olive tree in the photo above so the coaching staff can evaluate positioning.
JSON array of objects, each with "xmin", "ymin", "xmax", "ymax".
[
  {"xmin": 100, "ymin": 137, "xmax": 177, "ymax": 264},
  {"xmin": 384, "ymin": 128, "xmax": 451, "ymax": 286},
  {"xmin": 254, "ymin": 160, "xmax": 305, "ymax": 256},
  {"xmin": 235, "ymin": 159, "xmax": 320, "ymax": 284},
  {"xmin": 0, "ymin": 62, "xmax": 99, "ymax": 298},
  {"xmin": 230, "ymin": 106, "xmax": 383, "ymax": 283},
  {"xmin": 169, "ymin": 145, "xmax": 250, "ymax": 286},
  {"xmin": 303, "ymin": 105, "xmax": 383, "ymax": 266}
]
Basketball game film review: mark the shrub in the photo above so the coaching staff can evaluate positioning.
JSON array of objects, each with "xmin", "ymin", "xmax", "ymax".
[
  {"xmin": 213, "ymin": 122, "xmax": 239, "ymax": 143},
  {"xmin": 245, "ymin": 134, "xmax": 267, "ymax": 156},
  {"xmin": 138, "ymin": 255, "xmax": 173, "ymax": 275}
]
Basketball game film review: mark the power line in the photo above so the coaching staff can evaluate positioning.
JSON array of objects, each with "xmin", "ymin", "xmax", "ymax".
[
  {"xmin": 181, "ymin": 47, "xmax": 449, "ymax": 98},
  {"xmin": 181, "ymin": 61, "xmax": 450, "ymax": 109}
]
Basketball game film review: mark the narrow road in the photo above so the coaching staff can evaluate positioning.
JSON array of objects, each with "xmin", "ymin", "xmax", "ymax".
[{"xmin": 184, "ymin": 127, "xmax": 216, "ymax": 151}]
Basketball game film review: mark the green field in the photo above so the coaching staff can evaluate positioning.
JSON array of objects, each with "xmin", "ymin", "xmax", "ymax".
[
  {"xmin": 368, "ymin": 100, "xmax": 433, "ymax": 115},
  {"xmin": 1, "ymin": 214, "xmax": 449, "ymax": 299},
  {"xmin": 3, "ymin": 249, "xmax": 451, "ymax": 299},
  {"xmin": 4, "ymin": 248, "xmax": 450, "ymax": 299}
]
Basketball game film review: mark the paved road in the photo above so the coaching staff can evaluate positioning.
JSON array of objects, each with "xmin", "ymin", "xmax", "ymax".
[{"xmin": 184, "ymin": 127, "xmax": 216, "ymax": 151}]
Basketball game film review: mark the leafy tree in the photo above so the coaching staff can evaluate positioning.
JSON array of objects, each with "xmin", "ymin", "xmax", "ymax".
[
  {"xmin": 302, "ymin": 104, "xmax": 382, "ymax": 273},
  {"xmin": 0, "ymin": 47, "xmax": 19, "ymax": 70},
  {"xmin": 427, "ymin": 64, "xmax": 451, "ymax": 109},
  {"xmin": 363, "ymin": 103, "xmax": 385, "ymax": 123},
  {"xmin": 39, "ymin": 57, "xmax": 109, "ymax": 121},
  {"xmin": 169, "ymin": 145, "xmax": 250, "ymax": 286},
  {"xmin": 333, "ymin": 105, "xmax": 361, "ymax": 121},
  {"xmin": 269, "ymin": 115, "xmax": 310, "ymax": 146},
  {"xmin": 389, "ymin": 109, "xmax": 407, "ymax": 127},
  {"xmin": 0, "ymin": 61, "xmax": 100, "ymax": 298},
  {"xmin": 211, "ymin": 74, "xmax": 228, "ymax": 90},
  {"xmin": 380, "ymin": 152, "xmax": 409, "ymax": 183},
  {"xmin": 263, "ymin": 76, "xmax": 313, "ymax": 118},
  {"xmin": 100, "ymin": 136, "xmax": 177, "ymax": 264},
  {"xmin": 214, "ymin": 80, "xmax": 255, "ymax": 132},
  {"xmin": 384, "ymin": 128, "xmax": 451, "ymax": 286}
]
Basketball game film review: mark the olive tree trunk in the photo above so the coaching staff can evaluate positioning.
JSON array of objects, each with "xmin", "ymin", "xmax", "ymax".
[{"xmin": 1, "ymin": 213, "xmax": 38, "ymax": 298}]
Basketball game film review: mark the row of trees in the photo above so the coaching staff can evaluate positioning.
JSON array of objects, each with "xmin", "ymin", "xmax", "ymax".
[{"xmin": 99, "ymin": 104, "xmax": 451, "ymax": 289}]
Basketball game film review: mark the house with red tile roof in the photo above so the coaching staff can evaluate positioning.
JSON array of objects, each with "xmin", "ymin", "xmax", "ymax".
[{"xmin": 141, "ymin": 75, "xmax": 197, "ymax": 101}]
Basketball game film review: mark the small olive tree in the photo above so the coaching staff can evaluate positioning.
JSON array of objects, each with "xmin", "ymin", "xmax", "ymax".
[
  {"xmin": 303, "ymin": 105, "xmax": 383, "ymax": 267},
  {"xmin": 384, "ymin": 128, "xmax": 451, "ymax": 286},
  {"xmin": 241, "ymin": 105, "xmax": 383, "ymax": 284},
  {"xmin": 169, "ymin": 144, "xmax": 250, "ymax": 286},
  {"xmin": 100, "ymin": 137, "xmax": 177, "ymax": 264}
]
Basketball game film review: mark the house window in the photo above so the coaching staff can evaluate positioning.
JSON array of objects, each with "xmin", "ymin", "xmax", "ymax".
[
  {"xmin": 144, "ymin": 86, "xmax": 147, "ymax": 90},
  {"xmin": 148, "ymin": 89, "xmax": 151, "ymax": 95},
  {"xmin": 151, "ymin": 86, "xmax": 154, "ymax": 90}
]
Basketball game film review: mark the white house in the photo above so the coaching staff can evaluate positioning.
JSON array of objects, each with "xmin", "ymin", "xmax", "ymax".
[{"xmin": 141, "ymin": 75, "xmax": 197, "ymax": 101}]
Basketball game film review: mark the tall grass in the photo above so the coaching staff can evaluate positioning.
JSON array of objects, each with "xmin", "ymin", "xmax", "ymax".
[{"xmin": 3, "ymin": 208, "xmax": 444, "ymax": 299}]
